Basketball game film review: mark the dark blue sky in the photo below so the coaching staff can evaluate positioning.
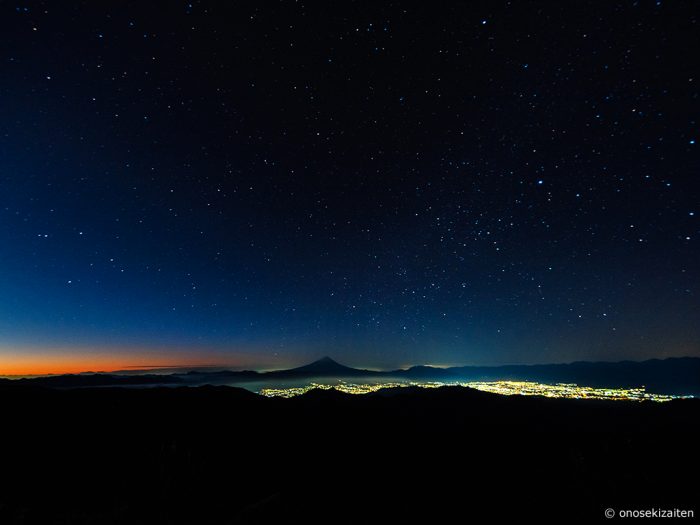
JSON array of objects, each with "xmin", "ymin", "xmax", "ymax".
[{"xmin": 0, "ymin": 1, "xmax": 698, "ymax": 373}]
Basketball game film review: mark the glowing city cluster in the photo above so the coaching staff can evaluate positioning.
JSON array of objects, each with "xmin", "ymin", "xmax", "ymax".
[
  {"xmin": 459, "ymin": 381, "xmax": 686, "ymax": 401},
  {"xmin": 259, "ymin": 380, "xmax": 690, "ymax": 402}
]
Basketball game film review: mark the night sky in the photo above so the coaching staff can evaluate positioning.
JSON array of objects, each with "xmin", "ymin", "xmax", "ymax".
[{"xmin": 1, "ymin": 1, "xmax": 698, "ymax": 374}]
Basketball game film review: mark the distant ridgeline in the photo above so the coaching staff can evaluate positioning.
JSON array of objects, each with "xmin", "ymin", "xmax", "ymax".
[{"xmin": 1, "ymin": 356, "xmax": 698, "ymax": 396}]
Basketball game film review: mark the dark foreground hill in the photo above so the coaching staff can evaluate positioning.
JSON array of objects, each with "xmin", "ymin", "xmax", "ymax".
[{"xmin": 0, "ymin": 384, "xmax": 698, "ymax": 524}]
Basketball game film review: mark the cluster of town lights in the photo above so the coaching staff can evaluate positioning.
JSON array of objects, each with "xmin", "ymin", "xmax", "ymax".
[{"xmin": 259, "ymin": 380, "xmax": 689, "ymax": 402}]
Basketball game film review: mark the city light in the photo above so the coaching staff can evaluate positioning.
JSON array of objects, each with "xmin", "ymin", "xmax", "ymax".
[{"xmin": 259, "ymin": 380, "xmax": 690, "ymax": 402}]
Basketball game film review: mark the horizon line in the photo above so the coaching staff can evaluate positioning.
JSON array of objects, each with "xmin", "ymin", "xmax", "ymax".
[{"xmin": 2, "ymin": 354, "xmax": 697, "ymax": 378}]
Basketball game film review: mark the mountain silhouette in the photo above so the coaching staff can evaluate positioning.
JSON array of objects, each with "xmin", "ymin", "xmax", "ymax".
[
  {"xmin": 1, "ymin": 373, "xmax": 184, "ymax": 389},
  {"xmin": 267, "ymin": 356, "xmax": 377, "ymax": 378},
  {"xmin": 395, "ymin": 356, "xmax": 700, "ymax": 395}
]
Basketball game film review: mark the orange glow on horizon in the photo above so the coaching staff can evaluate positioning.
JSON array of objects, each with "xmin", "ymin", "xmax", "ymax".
[
  {"xmin": 0, "ymin": 345, "xmax": 257, "ymax": 376},
  {"xmin": 0, "ymin": 344, "xmax": 318, "ymax": 376},
  {"xmin": 0, "ymin": 355, "xmax": 220, "ymax": 376}
]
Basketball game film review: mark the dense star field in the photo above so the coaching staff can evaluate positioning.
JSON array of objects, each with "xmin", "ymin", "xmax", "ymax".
[{"xmin": 0, "ymin": 1, "xmax": 698, "ymax": 372}]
